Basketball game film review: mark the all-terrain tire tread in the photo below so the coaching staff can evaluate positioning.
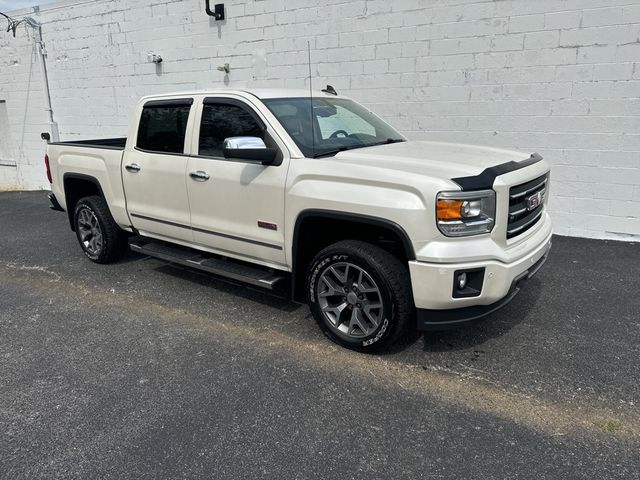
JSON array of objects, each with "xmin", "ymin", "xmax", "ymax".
[
  {"xmin": 74, "ymin": 195, "xmax": 127, "ymax": 264},
  {"xmin": 306, "ymin": 239, "xmax": 415, "ymax": 352}
]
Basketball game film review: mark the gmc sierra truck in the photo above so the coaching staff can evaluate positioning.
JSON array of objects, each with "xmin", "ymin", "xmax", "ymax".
[{"xmin": 44, "ymin": 87, "xmax": 552, "ymax": 352}]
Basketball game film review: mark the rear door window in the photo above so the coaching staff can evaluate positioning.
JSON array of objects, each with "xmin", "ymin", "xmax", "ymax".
[{"xmin": 137, "ymin": 100, "xmax": 192, "ymax": 154}]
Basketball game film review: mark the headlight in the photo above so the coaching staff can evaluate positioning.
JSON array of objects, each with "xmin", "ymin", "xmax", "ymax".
[{"xmin": 436, "ymin": 190, "xmax": 496, "ymax": 237}]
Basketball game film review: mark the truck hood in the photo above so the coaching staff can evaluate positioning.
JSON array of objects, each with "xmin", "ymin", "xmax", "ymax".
[{"xmin": 334, "ymin": 140, "xmax": 532, "ymax": 182}]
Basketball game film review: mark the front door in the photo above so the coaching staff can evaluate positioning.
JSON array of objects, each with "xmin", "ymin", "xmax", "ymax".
[
  {"xmin": 185, "ymin": 97, "xmax": 289, "ymax": 268},
  {"xmin": 122, "ymin": 98, "xmax": 195, "ymax": 243}
]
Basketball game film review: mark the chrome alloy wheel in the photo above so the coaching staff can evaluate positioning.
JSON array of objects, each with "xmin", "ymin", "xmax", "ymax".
[
  {"xmin": 316, "ymin": 262, "xmax": 385, "ymax": 339},
  {"xmin": 77, "ymin": 207, "xmax": 103, "ymax": 256}
]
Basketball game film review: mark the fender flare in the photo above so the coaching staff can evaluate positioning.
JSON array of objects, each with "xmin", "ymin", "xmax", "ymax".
[
  {"xmin": 62, "ymin": 173, "xmax": 106, "ymax": 230},
  {"xmin": 291, "ymin": 209, "xmax": 416, "ymax": 298}
]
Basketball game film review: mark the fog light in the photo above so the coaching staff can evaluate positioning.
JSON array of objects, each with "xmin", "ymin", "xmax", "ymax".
[
  {"xmin": 452, "ymin": 268, "xmax": 485, "ymax": 298},
  {"xmin": 457, "ymin": 272, "xmax": 467, "ymax": 290}
]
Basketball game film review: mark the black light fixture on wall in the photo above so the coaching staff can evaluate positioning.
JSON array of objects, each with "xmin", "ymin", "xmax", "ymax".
[{"xmin": 205, "ymin": 1, "xmax": 225, "ymax": 20}]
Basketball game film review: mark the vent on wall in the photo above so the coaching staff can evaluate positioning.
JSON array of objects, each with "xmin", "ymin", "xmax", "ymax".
[{"xmin": 0, "ymin": 100, "xmax": 17, "ymax": 167}]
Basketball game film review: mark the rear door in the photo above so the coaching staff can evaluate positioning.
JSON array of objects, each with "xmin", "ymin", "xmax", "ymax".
[
  {"xmin": 122, "ymin": 98, "xmax": 195, "ymax": 243},
  {"xmin": 185, "ymin": 96, "xmax": 289, "ymax": 268}
]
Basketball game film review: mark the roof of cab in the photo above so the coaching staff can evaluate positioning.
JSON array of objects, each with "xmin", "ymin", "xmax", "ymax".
[
  {"xmin": 242, "ymin": 88, "xmax": 348, "ymax": 99},
  {"xmin": 139, "ymin": 88, "xmax": 349, "ymax": 102}
]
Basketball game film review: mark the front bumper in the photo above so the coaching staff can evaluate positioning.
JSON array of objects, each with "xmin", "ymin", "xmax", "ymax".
[{"xmin": 409, "ymin": 232, "xmax": 552, "ymax": 331}]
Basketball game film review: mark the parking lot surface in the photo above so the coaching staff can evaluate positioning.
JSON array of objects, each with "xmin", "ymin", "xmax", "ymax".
[{"xmin": 1, "ymin": 191, "xmax": 639, "ymax": 479}]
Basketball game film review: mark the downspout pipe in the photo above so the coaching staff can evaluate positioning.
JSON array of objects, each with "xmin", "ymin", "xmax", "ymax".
[{"xmin": 24, "ymin": 16, "xmax": 59, "ymax": 142}]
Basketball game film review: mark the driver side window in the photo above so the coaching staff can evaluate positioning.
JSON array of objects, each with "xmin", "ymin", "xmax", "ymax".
[
  {"xmin": 199, "ymin": 103, "xmax": 264, "ymax": 157},
  {"xmin": 317, "ymin": 105, "xmax": 376, "ymax": 139}
]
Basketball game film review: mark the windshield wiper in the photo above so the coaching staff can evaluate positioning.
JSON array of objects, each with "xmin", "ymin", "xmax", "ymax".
[
  {"xmin": 367, "ymin": 138, "xmax": 406, "ymax": 147},
  {"xmin": 313, "ymin": 146, "xmax": 351, "ymax": 158},
  {"xmin": 312, "ymin": 138, "xmax": 405, "ymax": 158}
]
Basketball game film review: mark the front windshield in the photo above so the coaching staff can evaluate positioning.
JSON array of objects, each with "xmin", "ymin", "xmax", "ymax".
[{"xmin": 262, "ymin": 97, "xmax": 405, "ymax": 158}]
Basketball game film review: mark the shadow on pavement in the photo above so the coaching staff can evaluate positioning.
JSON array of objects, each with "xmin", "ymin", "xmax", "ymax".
[
  {"xmin": 152, "ymin": 262, "xmax": 301, "ymax": 313},
  {"xmin": 419, "ymin": 276, "xmax": 544, "ymax": 353}
]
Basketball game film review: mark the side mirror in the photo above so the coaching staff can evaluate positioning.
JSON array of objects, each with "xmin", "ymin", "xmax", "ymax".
[
  {"xmin": 222, "ymin": 136, "xmax": 278, "ymax": 166},
  {"xmin": 41, "ymin": 132, "xmax": 51, "ymax": 142}
]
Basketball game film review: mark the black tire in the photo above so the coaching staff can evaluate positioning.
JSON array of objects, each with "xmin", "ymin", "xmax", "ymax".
[
  {"xmin": 306, "ymin": 240, "xmax": 414, "ymax": 353},
  {"xmin": 73, "ymin": 195, "xmax": 128, "ymax": 264}
]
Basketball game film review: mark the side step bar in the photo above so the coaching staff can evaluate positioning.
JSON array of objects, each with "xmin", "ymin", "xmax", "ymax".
[{"xmin": 129, "ymin": 238, "xmax": 286, "ymax": 290}]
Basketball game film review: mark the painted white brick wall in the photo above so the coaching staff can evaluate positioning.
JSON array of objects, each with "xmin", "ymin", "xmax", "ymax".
[{"xmin": 0, "ymin": 0, "xmax": 639, "ymax": 240}]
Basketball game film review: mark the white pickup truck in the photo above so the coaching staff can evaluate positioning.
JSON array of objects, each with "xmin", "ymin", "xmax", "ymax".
[{"xmin": 44, "ymin": 87, "xmax": 552, "ymax": 352}]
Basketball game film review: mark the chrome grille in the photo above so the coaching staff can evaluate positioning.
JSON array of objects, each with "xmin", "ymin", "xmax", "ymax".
[{"xmin": 507, "ymin": 173, "xmax": 547, "ymax": 239}]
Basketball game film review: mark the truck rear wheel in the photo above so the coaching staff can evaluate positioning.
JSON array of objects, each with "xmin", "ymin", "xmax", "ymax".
[
  {"xmin": 73, "ymin": 195, "xmax": 127, "ymax": 264},
  {"xmin": 306, "ymin": 240, "xmax": 414, "ymax": 352}
]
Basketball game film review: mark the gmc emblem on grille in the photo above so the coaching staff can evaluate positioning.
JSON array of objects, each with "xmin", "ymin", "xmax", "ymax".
[{"xmin": 526, "ymin": 191, "xmax": 543, "ymax": 211}]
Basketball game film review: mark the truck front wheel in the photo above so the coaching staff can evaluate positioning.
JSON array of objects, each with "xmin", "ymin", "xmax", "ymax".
[
  {"xmin": 73, "ymin": 195, "xmax": 127, "ymax": 264},
  {"xmin": 306, "ymin": 240, "xmax": 414, "ymax": 352}
]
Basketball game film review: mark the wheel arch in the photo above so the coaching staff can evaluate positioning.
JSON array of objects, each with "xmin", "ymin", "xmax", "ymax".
[
  {"xmin": 291, "ymin": 209, "xmax": 416, "ymax": 301},
  {"xmin": 63, "ymin": 173, "xmax": 106, "ymax": 231}
]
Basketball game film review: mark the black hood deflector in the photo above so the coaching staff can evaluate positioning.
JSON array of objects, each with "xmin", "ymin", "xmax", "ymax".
[{"xmin": 451, "ymin": 153, "xmax": 543, "ymax": 191}]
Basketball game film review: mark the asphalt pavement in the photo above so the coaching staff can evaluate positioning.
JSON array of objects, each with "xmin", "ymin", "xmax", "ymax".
[{"xmin": 1, "ymin": 191, "xmax": 638, "ymax": 479}]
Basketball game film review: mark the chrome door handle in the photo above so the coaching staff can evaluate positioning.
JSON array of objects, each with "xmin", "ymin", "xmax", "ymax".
[
  {"xmin": 125, "ymin": 163, "xmax": 141, "ymax": 173},
  {"xmin": 189, "ymin": 170, "xmax": 210, "ymax": 181}
]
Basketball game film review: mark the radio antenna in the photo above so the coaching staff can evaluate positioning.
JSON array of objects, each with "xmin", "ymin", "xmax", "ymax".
[{"xmin": 307, "ymin": 40, "xmax": 315, "ymax": 158}]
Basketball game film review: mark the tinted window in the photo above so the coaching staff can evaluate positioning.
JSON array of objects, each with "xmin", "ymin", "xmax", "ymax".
[
  {"xmin": 137, "ymin": 105, "xmax": 190, "ymax": 153},
  {"xmin": 199, "ymin": 104, "xmax": 263, "ymax": 157}
]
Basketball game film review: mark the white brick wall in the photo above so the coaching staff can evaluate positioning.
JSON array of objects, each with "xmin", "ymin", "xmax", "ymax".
[{"xmin": 1, "ymin": 0, "xmax": 639, "ymax": 240}]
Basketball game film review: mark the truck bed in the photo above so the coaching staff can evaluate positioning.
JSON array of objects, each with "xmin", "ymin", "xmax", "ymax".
[
  {"xmin": 49, "ymin": 137, "xmax": 127, "ymax": 150},
  {"xmin": 47, "ymin": 137, "xmax": 129, "ymax": 227}
]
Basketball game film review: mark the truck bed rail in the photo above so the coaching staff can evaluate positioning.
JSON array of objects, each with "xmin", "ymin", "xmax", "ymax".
[{"xmin": 49, "ymin": 137, "xmax": 127, "ymax": 150}]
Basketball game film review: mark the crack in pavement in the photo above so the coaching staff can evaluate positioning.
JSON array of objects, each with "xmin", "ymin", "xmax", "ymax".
[{"xmin": 3, "ymin": 262, "xmax": 61, "ymax": 282}]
